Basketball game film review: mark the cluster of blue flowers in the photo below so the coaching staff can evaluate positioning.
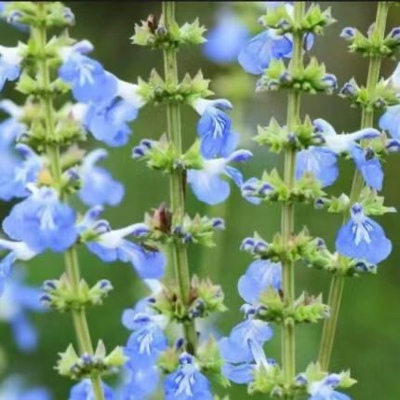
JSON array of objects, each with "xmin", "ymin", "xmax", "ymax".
[
  {"xmin": 0, "ymin": 2, "xmax": 169, "ymax": 398},
  {"xmin": 0, "ymin": 1, "xmax": 397, "ymax": 399},
  {"xmin": 204, "ymin": 1, "xmax": 397, "ymax": 399}
]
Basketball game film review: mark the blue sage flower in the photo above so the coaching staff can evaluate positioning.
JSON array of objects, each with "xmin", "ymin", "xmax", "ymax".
[
  {"xmin": 238, "ymin": 259, "xmax": 282, "ymax": 305},
  {"xmin": 164, "ymin": 353, "xmax": 212, "ymax": 400},
  {"xmin": 312, "ymin": 118, "xmax": 380, "ymax": 153},
  {"xmin": 238, "ymin": 29, "xmax": 293, "ymax": 75},
  {"xmin": 0, "ymin": 44, "xmax": 24, "ymax": 90},
  {"xmin": 379, "ymin": 105, "xmax": 400, "ymax": 139},
  {"xmin": 203, "ymin": 11, "xmax": 250, "ymax": 64},
  {"xmin": 238, "ymin": 3, "xmax": 314, "ymax": 75},
  {"xmin": 187, "ymin": 149, "xmax": 252, "ymax": 205},
  {"xmin": 296, "ymin": 147, "xmax": 338, "ymax": 188},
  {"xmin": 122, "ymin": 365, "xmax": 160, "ymax": 400},
  {"xmin": 122, "ymin": 310, "xmax": 168, "ymax": 369},
  {"xmin": 191, "ymin": 98, "xmax": 237, "ymax": 159},
  {"xmin": 335, "ymin": 203, "xmax": 392, "ymax": 265},
  {"xmin": 2, "ymin": 186, "xmax": 78, "ymax": 253},
  {"xmin": 58, "ymin": 40, "xmax": 117, "ymax": 104},
  {"xmin": 79, "ymin": 149, "xmax": 124, "ymax": 206},
  {"xmin": 0, "ymin": 239, "xmax": 38, "ymax": 293},
  {"xmin": 308, "ymin": 374, "xmax": 350, "ymax": 400},
  {"xmin": 0, "ymin": 144, "xmax": 43, "ymax": 201},
  {"xmin": 81, "ymin": 210, "xmax": 165, "ymax": 279},
  {"xmin": 72, "ymin": 99, "xmax": 138, "ymax": 147},
  {"xmin": 350, "ymin": 145, "xmax": 383, "ymax": 191},
  {"xmin": 296, "ymin": 118, "xmax": 380, "ymax": 187},
  {"xmin": 0, "ymin": 376, "xmax": 51, "ymax": 400},
  {"xmin": 69, "ymin": 379, "xmax": 114, "ymax": 400},
  {"xmin": 218, "ymin": 318, "xmax": 273, "ymax": 367},
  {"xmin": 0, "ymin": 272, "xmax": 44, "ymax": 352},
  {"xmin": 0, "ymin": 100, "xmax": 26, "ymax": 149},
  {"xmin": 220, "ymin": 333, "xmax": 276, "ymax": 385}
]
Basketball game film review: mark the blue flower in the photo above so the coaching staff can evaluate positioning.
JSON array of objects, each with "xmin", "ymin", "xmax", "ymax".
[
  {"xmin": 122, "ymin": 310, "xmax": 168, "ymax": 369},
  {"xmin": 308, "ymin": 374, "xmax": 351, "ymax": 400},
  {"xmin": 122, "ymin": 365, "xmax": 160, "ymax": 400},
  {"xmin": 296, "ymin": 118, "xmax": 380, "ymax": 187},
  {"xmin": 69, "ymin": 379, "xmax": 114, "ymax": 400},
  {"xmin": 238, "ymin": 3, "xmax": 314, "ymax": 75},
  {"xmin": 72, "ymin": 99, "xmax": 138, "ymax": 147},
  {"xmin": 58, "ymin": 40, "xmax": 117, "ymax": 104},
  {"xmin": 0, "ymin": 144, "xmax": 43, "ymax": 201},
  {"xmin": 191, "ymin": 98, "xmax": 238, "ymax": 159},
  {"xmin": 79, "ymin": 149, "xmax": 124, "ymax": 206},
  {"xmin": 238, "ymin": 259, "xmax": 282, "ymax": 305},
  {"xmin": 312, "ymin": 118, "xmax": 380, "ymax": 153},
  {"xmin": 116, "ymin": 78, "xmax": 147, "ymax": 109},
  {"xmin": 379, "ymin": 104, "xmax": 400, "ymax": 139},
  {"xmin": 219, "ymin": 317, "xmax": 273, "ymax": 362},
  {"xmin": 0, "ymin": 239, "xmax": 38, "ymax": 294},
  {"xmin": 187, "ymin": 149, "xmax": 252, "ymax": 205},
  {"xmin": 0, "ymin": 272, "xmax": 44, "ymax": 352},
  {"xmin": 296, "ymin": 147, "xmax": 338, "ymax": 188},
  {"xmin": 2, "ymin": 186, "xmax": 78, "ymax": 253},
  {"xmin": 0, "ymin": 100, "xmax": 26, "ymax": 149},
  {"xmin": 350, "ymin": 145, "xmax": 383, "ymax": 191},
  {"xmin": 220, "ymin": 333, "xmax": 275, "ymax": 385},
  {"xmin": 203, "ymin": 11, "xmax": 250, "ymax": 64},
  {"xmin": 335, "ymin": 203, "xmax": 392, "ymax": 265},
  {"xmin": 0, "ymin": 44, "xmax": 23, "ymax": 90},
  {"xmin": 80, "ymin": 208, "xmax": 165, "ymax": 279},
  {"xmin": 238, "ymin": 29, "xmax": 293, "ymax": 75},
  {"xmin": 164, "ymin": 353, "xmax": 213, "ymax": 400},
  {"xmin": 0, "ymin": 376, "xmax": 51, "ymax": 400}
]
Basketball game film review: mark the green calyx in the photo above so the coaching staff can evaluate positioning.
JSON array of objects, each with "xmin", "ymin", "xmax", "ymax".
[
  {"xmin": 260, "ymin": 3, "xmax": 335, "ymax": 35},
  {"xmin": 317, "ymin": 187, "xmax": 396, "ymax": 217},
  {"xmin": 131, "ymin": 14, "xmax": 206, "ymax": 49},
  {"xmin": 149, "ymin": 276, "xmax": 227, "ymax": 322},
  {"xmin": 345, "ymin": 27, "xmax": 400, "ymax": 58},
  {"xmin": 255, "ymin": 116, "xmax": 317, "ymax": 153},
  {"xmin": 137, "ymin": 69, "xmax": 212, "ymax": 105},
  {"xmin": 134, "ymin": 136, "xmax": 203, "ymax": 173},
  {"xmin": 339, "ymin": 77, "xmax": 400, "ymax": 111},
  {"xmin": 244, "ymin": 169, "xmax": 326, "ymax": 204},
  {"xmin": 144, "ymin": 204, "xmax": 225, "ymax": 248},
  {"xmin": 258, "ymin": 58, "xmax": 337, "ymax": 94},
  {"xmin": 56, "ymin": 341, "xmax": 126, "ymax": 380},
  {"xmin": 41, "ymin": 275, "xmax": 113, "ymax": 312},
  {"xmin": 3, "ymin": 2, "xmax": 74, "ymax": 28}
]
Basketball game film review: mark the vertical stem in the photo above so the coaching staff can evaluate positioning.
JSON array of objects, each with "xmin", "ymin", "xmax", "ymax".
[
  {"xmin": 281, "ymin": 2, "xmax": 305, "ymax": 394},
  {"xmin": 35, "ymin": 5, "xmax": 104, "ymax": 399},
  {"xmin": 162, "ymin": 1, "xmax": 197, "ymax": 353},
  {"xmin": 317, "ymin": 2, "xmax": 389, "ymax": 371}
]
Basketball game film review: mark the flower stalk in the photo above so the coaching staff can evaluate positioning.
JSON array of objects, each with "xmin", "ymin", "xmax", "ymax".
[
  {"xmin": 318, "ymin": 1, "xmax": 390, "ymax": 371},
  {"xmin": 34, "ymin": 4, "xmax": 104, "ymax": 399},
  {"xmin": 281, "ymin": 1, "xmax": 305, "ymax": 393},
  {"xmin": 162, "ymin": 1, "xmax": 197, "ymax": 354}
]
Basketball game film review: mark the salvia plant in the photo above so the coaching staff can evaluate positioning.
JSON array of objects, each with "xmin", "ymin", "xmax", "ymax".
[{"xmin": 0, "ymin": 1, "xmax": 399, "ymax": 399}]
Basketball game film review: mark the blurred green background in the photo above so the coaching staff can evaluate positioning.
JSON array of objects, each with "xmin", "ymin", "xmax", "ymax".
[{"xmin": 1, "ymin": 1, "xmax": 400, "ymax": 399}]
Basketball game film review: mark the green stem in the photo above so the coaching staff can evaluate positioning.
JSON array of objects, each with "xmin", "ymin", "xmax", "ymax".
[
  {"xmin": 317, "ymin": 2, "xmax": 389, "ymax": 371},
  {"xmin": 35, "ymin": 5, "xmax": 104, "ymax": 399},
  {"xmin": 162, "ymin": 1, "xmax": 197, "ymax": 354},
  {"xmin": 281, "ymin": 3, "xmax": 305, "ymax": 394}
]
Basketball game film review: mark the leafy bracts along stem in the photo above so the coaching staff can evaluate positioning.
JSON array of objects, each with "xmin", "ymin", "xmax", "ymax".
[
  {"xmin": 162, "ymin": 1, "xmax": 198, "ymax": 354},
  {"xmin": 317, "ymin": 1, "xmax": 390, "ymax": 371},
  {"xmin": 34, "ymin": 4, "xmax": 105, "ymax": 399},
  {"xmin": 281, "ymin": 1, "xmax": 306, "ymax": 393}
]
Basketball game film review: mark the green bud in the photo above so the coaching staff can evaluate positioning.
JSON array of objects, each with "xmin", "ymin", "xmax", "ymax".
[
  {"xmin": 131, "ymin": 14, "xmax": 206, "ymax": 49},
  {"xmin": 41, "ymin": 274, "xmax": 113, "ymax": 312}
]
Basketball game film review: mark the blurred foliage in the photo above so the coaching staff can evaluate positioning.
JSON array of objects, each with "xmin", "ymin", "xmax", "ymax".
[{"xmin": 1, "ymin": 2, "xmax": 400, "ymax": 399}]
